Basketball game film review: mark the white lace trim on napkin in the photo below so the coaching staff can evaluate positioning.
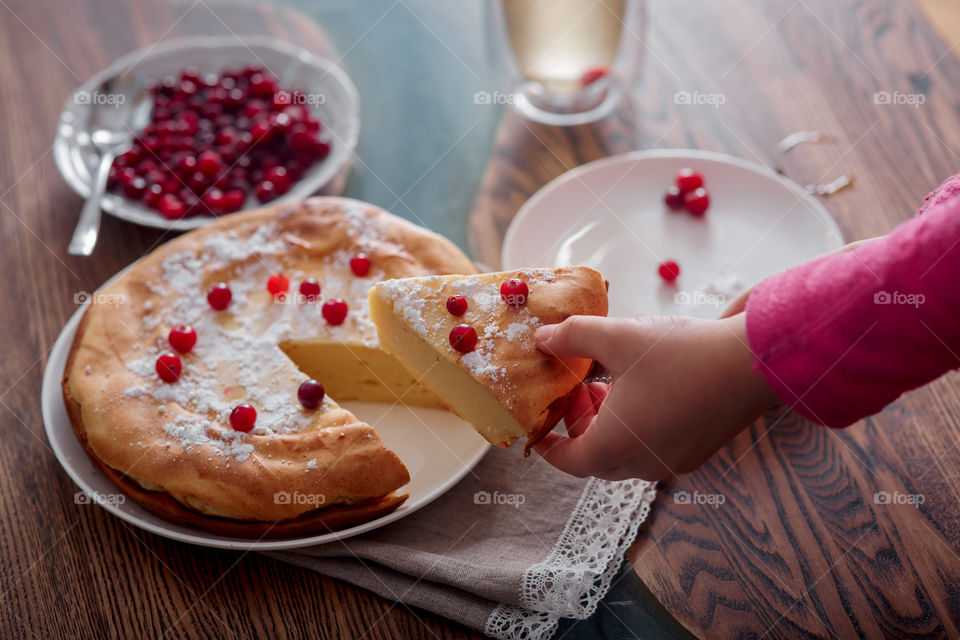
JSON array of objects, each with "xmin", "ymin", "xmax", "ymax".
[{"xmin": 484, "ymin": 478, "xmax": 658, "ymax": 640}]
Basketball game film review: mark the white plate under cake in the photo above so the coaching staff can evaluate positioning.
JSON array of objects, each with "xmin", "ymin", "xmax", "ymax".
[{"xmin": 62, "ymin": 197, "xmax": 478, "ymax": 538}]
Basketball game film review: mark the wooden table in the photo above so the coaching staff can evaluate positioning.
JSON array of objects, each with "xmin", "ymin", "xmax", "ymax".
[
  {"xmin": 3, "ymin": 0, "xmax": 960, "ymax": 638},
  {"xmin": 470, "ymin": 0, "xmax": 960, "ymax": 638}
]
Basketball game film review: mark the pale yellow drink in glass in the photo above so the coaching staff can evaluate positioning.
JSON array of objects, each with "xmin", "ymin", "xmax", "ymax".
[{"xmin": 504, "ymin": 0, "xmax": 625, "ymax": 96}]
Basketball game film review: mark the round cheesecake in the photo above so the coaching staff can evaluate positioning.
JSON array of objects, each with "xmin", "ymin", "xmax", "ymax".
[{"xmin": 62, "ymin": 197, "xmax": 477, "ymax": 538}]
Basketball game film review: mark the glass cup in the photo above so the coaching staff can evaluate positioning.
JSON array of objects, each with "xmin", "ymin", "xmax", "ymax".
[{"xmin": 487, "ymin": 0, "xmax": 645, "ymax": 126}]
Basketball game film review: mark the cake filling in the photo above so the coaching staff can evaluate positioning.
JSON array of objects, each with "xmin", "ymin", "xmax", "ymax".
[
  {"xmin": 279, "ymin": 340, "xmax": 442, "ymax": 407},
  {"xmin": 368, "ymin": 293, "xmax": 527, "ymax": 447}
]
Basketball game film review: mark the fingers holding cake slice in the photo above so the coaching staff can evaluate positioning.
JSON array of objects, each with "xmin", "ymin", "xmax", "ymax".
[{"xmin": 368, "ymin": 267, "xmax": 609, "ymax": 451}]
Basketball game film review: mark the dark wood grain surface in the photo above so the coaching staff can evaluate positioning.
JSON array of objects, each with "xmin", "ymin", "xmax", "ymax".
[
  {"xmin": 469, "ymin": 0, "xmax": 960, "ymax": 638},
  {"xmin": 0, "ymin": 1, "xmax": 477, "ymax": 638}
]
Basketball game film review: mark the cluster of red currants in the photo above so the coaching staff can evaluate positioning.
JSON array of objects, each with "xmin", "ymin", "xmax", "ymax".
[
  {"xmin": 107, "ymin": 65, "xmax": 331, "ymax": 220},
  {"xmin": 664, "ymin": 168, "xmax": 710, "ymax": 216}
]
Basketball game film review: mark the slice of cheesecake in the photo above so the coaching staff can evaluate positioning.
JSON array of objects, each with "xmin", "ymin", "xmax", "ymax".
[{"xmin": 368, "ymin": 266, "xmax": 608, "ymax": 451}]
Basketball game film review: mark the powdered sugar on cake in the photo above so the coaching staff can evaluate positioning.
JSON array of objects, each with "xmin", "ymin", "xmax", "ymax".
[
  {"xmin": 342, "ymin": 200, "xmax": 385, "ymax": 247},
  {"xmin": 203, "ymin": 224, "xmax": 287, "ymax": 261},
  {"xmin": 461, "ymin": 350, "xmax": 506, "ymax": 380},
  {"xmin": 162, "ymin": 415, "xmax": 255, "ymax": 462},
  {"xmin": 124, "ymin": 215, "xmax": 386, "ymax": 462}
]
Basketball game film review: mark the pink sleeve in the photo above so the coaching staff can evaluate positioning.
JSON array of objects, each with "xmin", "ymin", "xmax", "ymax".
[{"xmin": 745, "ymin": 176, "xmax": 960, "ymax": 428}]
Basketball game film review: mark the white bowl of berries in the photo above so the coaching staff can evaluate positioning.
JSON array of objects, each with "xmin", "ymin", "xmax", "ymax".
[{"xmin": 53, "ymin": 36, "xmax": 359, "ymax": 230}]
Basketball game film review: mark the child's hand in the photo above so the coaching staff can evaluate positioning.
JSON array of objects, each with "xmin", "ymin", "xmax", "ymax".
[{"xmin": 532, "ymin": 313, "xmax": 779, "ymax": 481}]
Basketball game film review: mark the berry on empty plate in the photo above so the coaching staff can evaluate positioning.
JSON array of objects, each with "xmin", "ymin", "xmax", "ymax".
[{"xmin": 657, "ymin": 260, "xmax": 681, "ymax": 282}]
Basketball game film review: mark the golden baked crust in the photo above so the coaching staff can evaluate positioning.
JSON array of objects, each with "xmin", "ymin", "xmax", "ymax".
[
  {"xmin": 369, "ymin": 267, "xmax": 609, "ymax": 450},
  {"xmin": 62, "ymin": 363, "xmax": 408, "ymax": 538},
  {"xmin": 62, "ymin": 197, "xmax": 477, "ymax": 535}
]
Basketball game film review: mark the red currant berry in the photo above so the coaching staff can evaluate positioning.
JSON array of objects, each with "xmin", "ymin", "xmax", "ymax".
[
  {"xmin": 684, "ymin": 187, "xmax": 710, "ymax": 216},
  {"xmin": 158, "ymin": 194, "xmax": 186, "ymax": 220},
  {"xmin": 267, "ymin": 272, "xmax": 289, "ymax": 298},
  {"xmin": 155, "ymin": 352, "xmax": 182, "ymax": 383},
  {"xmin": 168, "ymin": 325, "xmax": 197, "ymax": 353},
  {"xmin": 186, "ymin": 170, "xmax": 209, "ymax": 192},
  {"xmin": 297, "ymin": 379, "xmax": 326, "ymax": 409},
  {"xmin": 229, "ymin": 403, "xmax": 257, "ymax": 432},
  {"xmin": 264, "ymin": 166, "xmax": 291, "ymax": 194},
  {"xmin": 180, "ymin": 67, "xmax": 201, "ymax": 83},
  {"xmin": 144, "ymin": 183, "xmax": 164, "ymax": 208},
  {"xmin": 178, "ymin": 80, "xmax": 199, "ymax": 97},
  {"xmin": 249, "ymin": 73, "xmax": 277, "ymax": 98},
  {"xmin": 196, "ymin": 150, "xmax": 223, "ymax": 178},
  {"xmin": 253, "ymin": 180, "xmax": 277, "ymax": 203},
  {"xmin": 446, "ymin": 295, "xmax": 468, "ymax": 316},
  {"xmin": 207, "ymin": 283, "xmax": 232, "ymax": 310},
  {"xmin": 123, "ymin": 176, "xmax": 147, "ymax": 199},
  {"xmin": 201, "ymin": 189, "xmax": 226, "ymax": 215},
  {"xmin": 322, "ymin": 298, "xmax": 348, "ymax": 325},
  {"xmin": 249, "ymin": 118, "xmax": 274, "ymax": 143},
  {"xmin": 580, "ymin": 66, "xmax": 608, "ymax": 86},
  {"xmin": 220, "ymin": 189, "xmax": 246, "ymax": 213},
  {"xmin": 658, "ymin": 260, "xmax": 681, "ymax": 282},
  {"xmin": 289, "ymin": 125, "xmax": 316, "ymax": 152},
  {"xmin": 350, "ymin": 253, "xmax": 371, "ymax": 277},
  {"xmin": 675, "ymin": 168, "xmax": 704, "ymax": 194},
  {"xmin": 177, "ymin": 154, "xmax": 198, "ymax": 175},
  {"xmin": 664, "ymin": 186, "xmax": 685, "ymax": 210},
  {"xmin": 243, "ymin": 99, "xmax": 268, "ymax": 118},
  {"xmin": 449, "ymin": 324, "xmax": 478, "ymax": 354},
  {"xmin": 299, "ymin": 278, "xmax": 321, "ymax": 301},
  {"xmin": 500, "ymin": 279, "xmax": 529, "ymax": 307}
]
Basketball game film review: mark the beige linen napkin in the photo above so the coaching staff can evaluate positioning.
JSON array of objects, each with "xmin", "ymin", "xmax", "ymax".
[{"xmin": 265, "ymin": 444, "xmax": 657, "ymax": 639}]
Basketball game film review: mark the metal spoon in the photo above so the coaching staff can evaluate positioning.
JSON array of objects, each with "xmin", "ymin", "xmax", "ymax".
[{"xmin": 67, "ymin": 76, "xmax": 152, "ymax": 256}]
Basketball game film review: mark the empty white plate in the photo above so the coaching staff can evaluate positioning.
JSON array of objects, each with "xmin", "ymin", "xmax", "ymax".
[
  {"xmin": 42, "ymin": 306, "xmax": 488, "ymax": 550},
  {"xmin": 502, "ymin": 149, "xmax": 844, "ymax": 319}
]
